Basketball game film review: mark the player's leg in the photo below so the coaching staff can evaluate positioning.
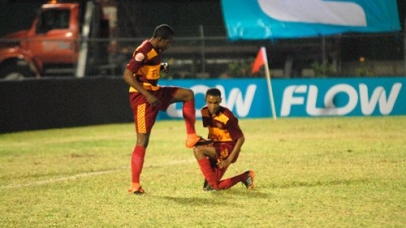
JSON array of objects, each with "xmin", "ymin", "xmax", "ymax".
[
  {"xmin": 170, "ymin": 87, "xmax": 211, "ymax": 148},
  {"xmin": 170, "ymin": 87, "xmax": 195, "ymax": 134},
  {"xmin": 128, "ymin": 132, "xmax": 150, "ymax": 194},
  {"xmin": 128, "ymin": 93, "xmax": 158, "ymax": 194},
  {"xmin": 217, "ymin": 172, "xmax": 247, "ymax": 190},
  {"xmin": 203, "ymin": 158, "xmax": 218, "ymax": 191},
  {"xmin": 209, "ymin": 157, "xmax": 243, "ymax": 190},
  {"xmin": 194, "ymin": 145, "xmax": 219, "ymax": 189},
  {"xmin": 215, "ymin": 165, "xmax": 228, "ymax": 182},
  {"xmin": 209, "ymin": 165, "xmax": 254, "ymax": 190},
  {"xmin": 215, "ymin": 169, "xmax": 255, "ymax": 190},
  {"xmin": 215, "ymin": 144, "xmax": 254, "ymax": 190}
]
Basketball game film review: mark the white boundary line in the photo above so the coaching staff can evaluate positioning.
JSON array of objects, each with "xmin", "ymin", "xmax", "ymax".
[
  {"xmin": 0, "ymin": 169, "xmax": 122, "ymax": 190},
  {"xmin": 0, "ymin": 159, "xmax": 195, "ymax": 190}
]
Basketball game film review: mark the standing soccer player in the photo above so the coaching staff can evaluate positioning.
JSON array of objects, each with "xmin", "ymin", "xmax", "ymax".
[
  {"xmin": 123, "ymin": 24, "xmax": 211, "ymax": 195},
  {"xmin": 193, "ymin": 88, "xmax": 255, "ymax": 191}
]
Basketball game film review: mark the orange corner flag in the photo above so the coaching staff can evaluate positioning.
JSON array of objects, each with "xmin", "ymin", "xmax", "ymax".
[{"xmin": 251, "ymin": 47, "xmax": 268, "ymax": 74}]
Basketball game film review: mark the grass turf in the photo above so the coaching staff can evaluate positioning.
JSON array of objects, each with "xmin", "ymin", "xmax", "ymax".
[{"xmin": 0, "ymin": 116, "xmax": 405, "ymax": 227}]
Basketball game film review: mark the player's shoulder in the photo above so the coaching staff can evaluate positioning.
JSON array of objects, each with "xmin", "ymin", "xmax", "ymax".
[
  {"xmin": 201, "ymin": 106, "xmax": 209, "ymax": 116},
  {"xmin": 220, "ymin": 106, "xmax": 238, "ymax": 120},
  {"xmin": 220, "ymin": 106, "xmax": 233, "ymax": 115},
  {"xmin": 136, "ymin": 40, "xmax": 153, "ymax": 53}
]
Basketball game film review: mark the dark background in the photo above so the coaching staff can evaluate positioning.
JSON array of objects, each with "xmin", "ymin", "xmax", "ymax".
[
  {"xmin": 0, "ymin": 0, "xmax": 404, "ymax": 133},
  {"xmin": 0, "ymin": 0, "xmax": 404, "ymax": 65},
  {"xmin": 0, "ymin": 77, "xmax": 132, "ymax": 134},
  {"xmin": 0, "ymin": 0, "xmax": 404, "ymax": 37}
]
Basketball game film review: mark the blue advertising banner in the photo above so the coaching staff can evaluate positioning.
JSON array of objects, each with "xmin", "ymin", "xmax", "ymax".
[
  {"xmin": 158, "ymin": 77, "xmax": 405, "ymax": 119},
  {"xmin": 157, "ymin": 79, "xmax": 272, "ymax": 119},
  {"xmin": 221, "ymin": 0, "xmax": 401, "ymax": 39}
]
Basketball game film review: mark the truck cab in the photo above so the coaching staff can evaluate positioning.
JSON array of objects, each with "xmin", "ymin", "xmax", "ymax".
[{"xmin": 0, "ymin": 1, "xmax": 108, "ymax": 80}]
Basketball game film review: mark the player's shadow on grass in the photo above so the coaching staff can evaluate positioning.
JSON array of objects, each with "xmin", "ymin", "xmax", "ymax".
[
  {"xmin": 161, "ymin": 196, "xmax": 237, "ymax": 206},
  {"xmin": 161, "ymin": 189, "xmax": 271, "ymax": 206},
  {"xmin": 219, "ymin": 188, "xmax": 271, "ymax": 198}
]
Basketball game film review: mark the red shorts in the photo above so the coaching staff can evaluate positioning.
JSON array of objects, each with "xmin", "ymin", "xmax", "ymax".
[
  {"xmin": 213, "ymin": 142, "xmax": 239, "ymax": 164},
  {"xmin": 129, "ymin": 86, "xmax": 179, "ymax": 133}
]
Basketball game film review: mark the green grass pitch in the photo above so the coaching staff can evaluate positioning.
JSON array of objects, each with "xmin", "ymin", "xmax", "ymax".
[{"xmin": 0, "ymin": 116, "xmax": 405, "ymax": 227}]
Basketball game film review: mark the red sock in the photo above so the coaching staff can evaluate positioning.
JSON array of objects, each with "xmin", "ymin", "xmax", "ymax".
[
  {"xmin": 131, "ymin": 145, "xmax": 146, "ymax": 183},
  {"xmin": 197, "ymin": 158, "xmax": 218, "ymax": 189},
  {"xmin": 214, "ymin": 165, "xmax": 227, "ymax": 181},
  {"xmin": 183, "ymin": 100, "xmax": 196, "ymax": 135},
  {"xmin": 218, "ymin": 172, "xmax": 247, "ymax": 190}
]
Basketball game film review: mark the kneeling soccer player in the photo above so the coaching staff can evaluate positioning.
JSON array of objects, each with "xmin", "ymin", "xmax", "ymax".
[{"xmin": 193, "ymin": 88, "xmax": 255, "ymax": 191}]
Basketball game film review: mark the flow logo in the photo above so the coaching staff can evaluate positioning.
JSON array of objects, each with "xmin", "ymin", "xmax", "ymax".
[
  {"xmin": 281, "ymin": 83, "xmax": 402, "ymax": 116},
  {"xmin": 258, "ymin": 0, "xmax": 367, "ymax": 26}
]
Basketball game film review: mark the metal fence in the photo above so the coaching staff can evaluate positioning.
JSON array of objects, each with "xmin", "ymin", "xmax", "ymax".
[
  {"xmin": 87, "ymin": 32, "xmax": 406, "ymax": 78},
  {"xmin": 0, "ymin": 32, "xmax": 405, "ymax": 80}
]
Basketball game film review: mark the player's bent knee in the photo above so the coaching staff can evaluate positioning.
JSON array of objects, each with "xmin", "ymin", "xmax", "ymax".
[
  {"xmin": 184, "ymin": 88, "xmax": 194, "ymax": 100},
  {"xmin": 174, "ymin": 88, "xmax": 194, "ymax": 101},
  {"xmin": 193, "ymin": 147, "xmax": 205, "ymax": 159}
]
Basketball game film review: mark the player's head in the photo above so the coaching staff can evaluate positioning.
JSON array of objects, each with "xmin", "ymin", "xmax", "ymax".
[
  {"xmin": 153, "ymin": 24, "xmax": 174, "ymax": 39},
  {"xmin": 205, "ymin": 88, "xmax": 222, "ymax": 115},
  {"xmin": 152, "ymin": 24, "xmax": 174, "ymax": 52}
]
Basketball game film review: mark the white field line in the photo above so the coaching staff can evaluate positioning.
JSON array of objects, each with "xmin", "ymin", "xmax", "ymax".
[{"xmin": 0, "ymin": 159, "xmax": 195, "ymax": 190}]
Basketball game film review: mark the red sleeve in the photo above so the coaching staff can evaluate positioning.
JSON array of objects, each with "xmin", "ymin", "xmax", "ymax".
[
  {"xmin": 225, "ymin": 110, "xmax": 244, "ymax": 140},
  {"xmin": 201, "ymin": 107, "xmax": 210, "ymax": 128},
  {"xmin": 126, "ymin": 56, "xmax": 143, "ymax": 73},
  {"xmin": 126, "ymin": 40, "xmax": 149, "ymax": 73}
]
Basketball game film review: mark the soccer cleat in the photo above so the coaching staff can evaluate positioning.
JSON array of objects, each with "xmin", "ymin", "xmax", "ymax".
[
  {"xmin": 242, "ymin": 170, "xmax": 255, "ymax": 190},
  {"xmin": 185, "ymin": 135, "xmax": 212, "ymax": 148},
  {"xmin": 202, "ymin": 179, "xmax": 215, "ymax": 192},
  {"xmin": 128, "ymin": 186, "xmax": 145, "ymax": 195}
]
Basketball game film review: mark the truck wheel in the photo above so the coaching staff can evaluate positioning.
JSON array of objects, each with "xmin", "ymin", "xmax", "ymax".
[{"xmin": 0, "ymin": 64, "xmax": 36, "ymax": 80}]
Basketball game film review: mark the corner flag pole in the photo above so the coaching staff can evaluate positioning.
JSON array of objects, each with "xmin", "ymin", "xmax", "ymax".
[{"xmin": 262, "ymin": 47, "xmax": 277, "ymax": 119}]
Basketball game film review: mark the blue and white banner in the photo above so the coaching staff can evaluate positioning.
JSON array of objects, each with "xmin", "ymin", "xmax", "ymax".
[
  {"xmin": 158, "ymin": 77, "xmax": 405, "ymax": 119},
  {"xmin": 221, "ymin": 0, "xmax": 401, "ymax": 39}
]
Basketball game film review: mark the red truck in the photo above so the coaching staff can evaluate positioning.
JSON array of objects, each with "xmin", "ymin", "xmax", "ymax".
[{"xmin": 0, "ymin": 1, "xmax": 110, "ymax": 80}]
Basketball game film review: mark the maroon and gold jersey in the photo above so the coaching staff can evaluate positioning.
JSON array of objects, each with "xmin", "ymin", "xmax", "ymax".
[
  {"xmin": 201, "ymin": 106, "xmax": 244, "ymax": 143},
  {"xmin": 126, "ymin": 40, "xmax": 162, "ymax": 92}
]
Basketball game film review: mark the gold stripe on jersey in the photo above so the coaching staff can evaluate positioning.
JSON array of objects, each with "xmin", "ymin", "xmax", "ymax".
[
  {"xmin": 129, "ymin": 82, "xmax": 160, "ymax": 92},
  {"xmin": 142, "ymin": 48, "xmax": 160, "ymax": 80},
  {"xmin": 206, "ymin": 113, "xmax": 232, "ymax": 142},
  {"xmin": 137, "ymin": 103, "xmax": 147, "ymax": 133},
  {"xmin": 209, "ymin": 126, "xmax": 233, "ymax": 142},
  {"xmin": 139, "ymin": 64, "xmax": 160, "ymax": 80},
  {"xmin": 129, "ymin": 46, "xmax": 161, "ymax": 92},
  {"xmin": 213, "ymin": 114, "xmax": 229, "ymax": 125},
  {"xmin": 146, "ymin": 49, "xmax": 158, "ymax": 59}
]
